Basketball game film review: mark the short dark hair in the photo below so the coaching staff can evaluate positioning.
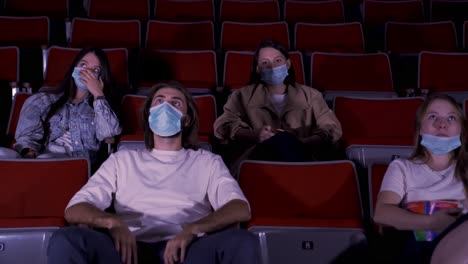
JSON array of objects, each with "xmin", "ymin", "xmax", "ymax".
[
  {"xmin": 248, "ymin": 40, "xmax": 296, "ymax": 86},
  {"xmin": 142, "ymin": 81, "xmax": 199, "ymax": 150}
]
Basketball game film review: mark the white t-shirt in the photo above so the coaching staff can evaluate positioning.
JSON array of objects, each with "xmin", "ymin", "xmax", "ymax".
[
  {"xmin": 270, "ymin": 93, "xmax": 286, "ymax": 113},
  {"xmin": 379, "ymin": 159, "xmax": 467, "ymax": 209},
  {"xmin": 67, "ymin": 148, "xmax": 249, "ymax": 242}
]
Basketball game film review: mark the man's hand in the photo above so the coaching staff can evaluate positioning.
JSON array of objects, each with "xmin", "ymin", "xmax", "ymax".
[
  {"xmin": 95, "ymin": 216, "xmax": 137, "ymax": 264},
  {"xmin": 163, "ymin": 225, "xmax": 197, "ymax": 264}
]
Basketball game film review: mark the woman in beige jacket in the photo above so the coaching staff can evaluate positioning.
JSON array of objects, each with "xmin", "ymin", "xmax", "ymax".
[{"xmin": 214, "ymin": 40, "xmax": 343, "ymax": 170}]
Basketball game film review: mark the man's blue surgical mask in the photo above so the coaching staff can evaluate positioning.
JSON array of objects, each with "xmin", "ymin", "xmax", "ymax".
[
  {"xmin": 72, "ymin": 67, "xmax": 87, "ymax": 91},
  {"xmin": 261, "ymin": 64, "xmax": 289, "ymax": 86},
  {"xmin": 421, "ymin": 134, "xmax": 461, "ymax": 155},
  {"xmin": 148, "ymin": 102, "xmax": 183, "ymax": 137}
]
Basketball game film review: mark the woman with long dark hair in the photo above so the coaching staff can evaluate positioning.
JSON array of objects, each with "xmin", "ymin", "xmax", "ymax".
[
  {"xmin": 214, "ymin": 40, "xmax": 342, "ymax": 171},
  {"xmin": 0, "ymin": 47, "xmax": 121, "ymax": 164}
]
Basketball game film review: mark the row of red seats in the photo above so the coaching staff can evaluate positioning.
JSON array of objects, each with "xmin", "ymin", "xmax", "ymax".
[
  {"xmin": 91, "ymin": 95, "xmax": 468, "ymax": 171},
  {"xmin": 1, "ymin": 16, "xmax": 467, "ymax": 53},
  {"xmin": 0, "ymin": 156, "xmax": 375, "ymax": 263},
  {"xmin": 109, "ymin": 95, "xmax": 427, "ymax": 158},
  {"xmin": 7, "ymin": 93, "xmax": 468, "ymax": 169},
  {"xmin": 2, "ymin": 0, "xmax": 467, "ymax": 25},
  {"xmin": 3, "ymin": 92, "xmax": 217, "ymax": 151},
  {"xmin": 0, "ymin": 153, "xmax": 429, "ymax": 263},
  {"xmin": 3, "ymin": 46, "xmax": 468, "ymax": 98}
]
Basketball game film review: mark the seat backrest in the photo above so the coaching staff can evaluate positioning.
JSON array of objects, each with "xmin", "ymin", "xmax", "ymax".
[
  {"xmin": 295, "ymin": 22, "xmax": 365, "ymax": 53},
  {"xmin": 0, "ymin": 46, "xmax": 19, "ymax": 82},
  {"xmin": 431, "ymin": 0, "xmax": 468, "ymax": 23},
  {"xmin": 87, "ymin": 0, "xmax": 150, "ymax": 20},
  {"xmin": 0, "ymin": 158, "xmax": 89, "ymax": 220},
  {"xmin": 154, "ymin": 0, "xmax": 215, "ymax": 22},
  {"xmin": 0, "ymin": 16, "xmax": 49, "ymax": 48},
  {"xmin": 44, "ymin": 46, "xmax": 129, "ymax": 88},
  {"xmin": 7, "ymin": 92, "xmax": 32, "ymax": 140},
  {"xmin": 4, "ymin": 0, "xmax": 68, "ymax": 19},
  {"xmin": 311, "ymin": 52, "xmax": 393, "ymax": 92},
  {"xmin": 284, "ymin": 0, "xmax": 344, "ymax": 25},
  {"xmin": 288, "ymin": 51, "xmax": 305, "ymax": 85},
  {"xmin": 419, "ymin": 51, "xmax": 468, "ymax": 92},
  {"xmin": 385, "ymin": 21, "xmax": 458, "ymax": 54},
  {"xmin": 138, "ymin": 49, "xmax": 218, "ymax": 90},
  {"xmin": 220, "ymin": 0, "xmax": 280, "ymax": 22},
  {"xmin": 239, "ymin": 160, "xmax": 363, "ymax": 222},
  {"xmin": 221, "ymin": 21, "xmax": 289, "ymax": 51},
  {"xmin": 70, "ymin": 18, "xmax": 141, "ymax": 49},
  {"xmin": 363, "ymin": 0, "xmax": 424, "ymax": 27},
  {"xmin": 334, "ymin": 97, "xmax": 423, "ymax": 144},
  {"xmin": 194, "ymin": 94, "xmax": 217, "ymax": 142},
  {"xmin": 43, "ymin": 46, "xmax": 78, "ymax": 87},
  {"xmin": 223, "ymin": 50, "xmax": 304, "ymax": 90},
  {"xmin": 121, "ymin": 94, "xmax": 146, "ymax": 135},
  {"xmin": 102, "ymin": 48, "xmax": 129, "ymax": 88},
  {"xmin": 146, "ymin": 20, "xmax": 215, "ymax": 50},
  {"xmin": 223, "ymin": 51, "xmax": 253, "ymax": 90},
  {"xmin": 368, "ymin": 163, "xmax": 389, "ymax": 217}
]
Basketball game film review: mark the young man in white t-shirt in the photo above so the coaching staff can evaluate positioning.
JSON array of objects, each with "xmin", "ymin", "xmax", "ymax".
[{"xmin": 47, "ymin": 82, "xmax": 259, "ymax": 264}]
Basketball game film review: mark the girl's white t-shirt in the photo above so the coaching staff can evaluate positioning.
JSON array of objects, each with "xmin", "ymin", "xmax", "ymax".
[{"xmin": 379, "ymin": 158, "xmax": 466, "ymax": 210}]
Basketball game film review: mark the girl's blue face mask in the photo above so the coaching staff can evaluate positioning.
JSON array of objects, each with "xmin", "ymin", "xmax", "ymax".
[
  {"xmin": 148, "ymin": 102, "xmax": 183, "ymax": 137},
  {"xmin": 261, "ymin": 64, "xmax": 289, "ymax": 86},
  {"xmin": 72, "ymin": 67, "xmax": 87, "ymax": 91},
  {"xmin": 421, "ymin": 133, "xmax": 461, "ymax": 155}
]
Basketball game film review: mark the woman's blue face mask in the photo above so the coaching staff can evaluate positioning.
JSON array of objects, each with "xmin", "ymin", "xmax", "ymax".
[
  {"xmin": 421, "ymin": 134, "xmax": 461, "ymax": 155},
  {"xmin": 72, "ymin": 67, "xmax": 87, "ymax": 90},
  {"xmin": 261, "ymin": 64, "xmax": 289, "ymax": 86}
]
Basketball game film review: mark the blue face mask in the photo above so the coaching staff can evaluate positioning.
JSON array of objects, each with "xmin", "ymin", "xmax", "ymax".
[
  {"xmin": 148, "ymin": 102, "xmax": 183, "ymax": 137},
  {"xmin": 421, "ymin": 134, "xmax": 461, "ymax": 155},
  {"xmin": 72, "ymin": 67, "xmax": 87, "ymax": 91},
  {"xmin": 261, "ymin": 64, "xmax": 289, "ymax": 86}
]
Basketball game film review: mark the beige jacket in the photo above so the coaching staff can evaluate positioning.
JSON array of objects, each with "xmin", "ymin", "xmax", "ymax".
[{"xmin": 214, "ymin": 83, "xmax": 342, "ymax": 142}]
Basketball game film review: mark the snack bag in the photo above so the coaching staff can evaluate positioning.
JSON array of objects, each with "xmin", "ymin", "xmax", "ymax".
[{"xmin": 406, "ymin": 200, "xmax": 460, "ymax": 241}]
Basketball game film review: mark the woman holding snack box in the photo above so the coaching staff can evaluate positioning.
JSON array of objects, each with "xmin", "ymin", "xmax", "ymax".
[{"xmin": 374, "ymin": 94, "xmax": 468, "ymax": 263}]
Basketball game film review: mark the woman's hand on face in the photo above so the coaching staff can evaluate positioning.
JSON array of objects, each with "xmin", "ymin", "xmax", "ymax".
[
  {"xmin": 430, "ymin": 207, "xmax": 462, "ymax": 233},
  {"xmin": 258, "ymin": 125, "xmax": 275, "ymax": 143},
  {"xmin": 79, "ymin": 69, "xmax": 104, "ymax": 98}
]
